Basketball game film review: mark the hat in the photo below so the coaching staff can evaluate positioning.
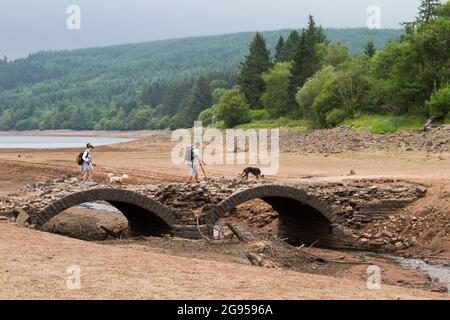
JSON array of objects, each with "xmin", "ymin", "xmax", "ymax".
[{"xmin": 87, "ymin": 143, "xmax": 94, "ymax": 149}]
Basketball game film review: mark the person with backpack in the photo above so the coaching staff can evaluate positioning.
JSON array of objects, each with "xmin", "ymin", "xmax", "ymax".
[
  {"xmin": 78, "ymin": 143, "xmax": 95, "ymax": 182},
  {"xmin": 185, "ymin": 142, "xmax": 205, "ymax": 183}
]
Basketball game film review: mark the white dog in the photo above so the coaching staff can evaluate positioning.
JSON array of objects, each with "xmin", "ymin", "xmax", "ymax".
[{"xmin": 107, "ymin": 173, "xmax": 129, "ymax": 184}]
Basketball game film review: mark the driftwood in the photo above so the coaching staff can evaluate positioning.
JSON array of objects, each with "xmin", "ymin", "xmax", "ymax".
[
  {"xmin": 100, "ymin": 225, "xmax": 121, "ymax": 239},
  {"xmin": 282, "ymin": 239, "xmax": 373, "ymax": 265},
  {"xmin": 196, "ymin": 217, "xmax": 211, "ymax": 242},
  {"xmin": 226, "ymin": 222, "xmax": 246, "ymax": 241}
]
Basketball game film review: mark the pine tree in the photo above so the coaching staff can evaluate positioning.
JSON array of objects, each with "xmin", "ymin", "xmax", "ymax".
[
  {"xmin": 364, "ymin": 41, "xmax": 376, "ymax": 58},
  {"xmin": 275, "ymin": 36, "xmax": 285, "ymax": 62},
  {"xmin": 238, "ymin": 32, "xmax": 272, "ymax": 108},
  {"xmin": 417, "ymin": 0, "xmax": 442, "ymax": 23},
  {"xmin": 280, "ymin": 30, "xmax": 301, "ymax": 62},
  {"xmin": 288, "ymin": 15, "xmax": 325, "ymax": 107},
  {"xmin": 190, "ymin": 75, "xmax": 213, "ymax": 118}
]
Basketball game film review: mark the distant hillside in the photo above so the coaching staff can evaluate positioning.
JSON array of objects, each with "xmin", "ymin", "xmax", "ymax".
[{"xmin": 0, "ymin": 28, "xmax": 403, "ymax": 130}]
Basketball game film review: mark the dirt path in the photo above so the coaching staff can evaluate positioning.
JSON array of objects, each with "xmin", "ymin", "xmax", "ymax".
[{"xmin": 0, "ymin": 221, "xmax": 446, "ymax": 300}]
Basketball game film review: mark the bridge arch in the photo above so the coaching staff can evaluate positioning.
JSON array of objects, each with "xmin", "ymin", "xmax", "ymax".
[
  {"xmin": 210, "ymin": 185, "xmax": 345, "ymax": 247},
  {"xmin": 33, "ymin": 188, "xmax": 177, "ymax": 236}
]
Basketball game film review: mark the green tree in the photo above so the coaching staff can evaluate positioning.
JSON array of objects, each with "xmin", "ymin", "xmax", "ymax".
[
  {"xmin": 261, "ymin": 62, "xmax": 293, "ymax": 118},
  {"xmin": 364, "ymin": 41, "xmax": 377, "ymax": 58},
  {"xmin": 288, "ymin": 15, "xmax": 325, "ymax": 107},
  {"xmin": 274, "ymin": 36, "xmax": 285, "ymax": 62},
  {"xmin": 190, "ymin": 75, "xmax": 213, "ymax": 119},
  {"xmin": 427, "ymin": 84, "xmax": 450, "ymax": 117},
  {"xmin": 318, "ymin": 42, "xmax": 350, "ymax": 67},
  {"xmin": 417, "ymin": 0, "xmax": 442, "ymax": 23},
  {"xmin": 296, "ymin": 65, "xmax": 337, "ymax": 116},
  {"xmin": 215, "ymin": 89, "xmax": 251, "ymax": 127},
  {"xmin": 238, "ymin": 32, "xmax": 272, "ymax": 108},
  {"xmin": 277, "ymin": 31, "xmax": 301, "ymax": 62}
]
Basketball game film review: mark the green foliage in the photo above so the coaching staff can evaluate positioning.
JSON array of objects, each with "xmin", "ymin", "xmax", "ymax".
[
  {"xmin": 288, "ymin": 16, "xmax": 325, "ymax": 106},
  {"xmin": 364, "ymin": 41, "xmax": 377, "ymax": 58},
  {"xmin": 261, "ymin": 62, "xmax": 293, "ymax": 118},
  {"xmin": 417, "ymin": 0, "xmax": 442, "ymax": 23},
  {"xmin": 325, "ymin": 108, "xmax": 349, "ymax": 127},
  {"xmin": 215, "ymin": 89, "xmax": 251, "ymax": 128},
  {"xmin": 274, "ymin": 37, "xmax": 285, "ymax": 62},
  {"xmin": 198, "ymin": 106, "xmax": 217, "ymax": 127},
  {"xmin": 345, "ymin": 114, "xmax": 426, "ymax": 133},
  {"xmin": 248, "ymin": 109, "xmax": 269, "ymax": 121},
  {"xmin": 0, "ymin": 28, "xmax": 402, "ymax": 131},
  {"xmin": 296, "ymin": 65, "xmax": 337, "ymax": 116},
  {"xmin": 236, "ymin": 117, "xmax": 308, "ymax": 130},
  {"xmin": 238, "ymin": 33, "xmax": 272, "ymax": 108},
  {"xmin": 318, "ymin": 42, "xmax": 351, "ymax": 67},
  {"xmin": 427, "ymin": 84, "xmax": 450, "ymax": 117}
]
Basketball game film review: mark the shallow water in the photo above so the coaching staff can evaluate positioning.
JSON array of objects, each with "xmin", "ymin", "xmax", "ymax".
[
  {"xmin": 0, "ymin": 135, "xmax": 133, "ymax": 149},
  {"xmin": 76, "ymin": 202, "xmax": 120, "ymax": 213},
  {"xmin": 391, "ymin": 256, "xmax": 450, "ymax": 291}
]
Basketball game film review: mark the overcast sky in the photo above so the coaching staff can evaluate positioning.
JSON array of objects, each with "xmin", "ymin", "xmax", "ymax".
[{"xmin": 1, "ymin": 0, "xmax": 422, "ymax": 59}]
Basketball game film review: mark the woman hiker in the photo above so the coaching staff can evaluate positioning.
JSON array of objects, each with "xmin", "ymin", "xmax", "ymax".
[{"xmin": 82, "ymin": 143, "xmax": 95, "ymax": 182}]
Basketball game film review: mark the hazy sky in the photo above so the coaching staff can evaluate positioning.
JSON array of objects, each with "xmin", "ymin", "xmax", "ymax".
[{"xmin": 1, "ymin": 0, "xmax": 421, "ymax": 59}]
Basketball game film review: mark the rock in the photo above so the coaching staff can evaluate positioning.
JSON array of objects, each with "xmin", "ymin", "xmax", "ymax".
[
  {"xmin": 348, "ymin": 169, "xmax": 356, "ymax": 176},
  {"xmin": 415, "ymin": 186, "xmax": 427, "ymax": 197},
  {"xmin": 394, "ymin": 242, "xmax": 405, "ymax": 250},
  {"xmin": 382, "ymin": 230, "xmax": 394, "ymax": 238},
  {"xmin": 15, "ymin": 210, "xmax": 33, "ymax": 227}
]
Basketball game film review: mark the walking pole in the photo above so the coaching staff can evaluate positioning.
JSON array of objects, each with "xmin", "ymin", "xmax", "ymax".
[{"xmin": 199, "ymin": 162, "xmax": 207, "ymax": 180}]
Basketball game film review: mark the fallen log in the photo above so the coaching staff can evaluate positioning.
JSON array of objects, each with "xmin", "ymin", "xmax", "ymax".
[{"xmin": 226, "ymin": 222, "xmax": 246, "ymax": 241}]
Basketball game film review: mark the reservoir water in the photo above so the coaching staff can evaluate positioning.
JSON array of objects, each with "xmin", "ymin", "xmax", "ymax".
[{"xmin": 0, "ymin": 135, "xmax": 133, "ymax": 149}]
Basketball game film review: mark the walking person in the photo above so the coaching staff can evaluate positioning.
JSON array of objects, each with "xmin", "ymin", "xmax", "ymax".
[
  {"xmin": 81, "ymin": 143, "xmax": 95, "ymax": 182},
  {"xmin": 186, "ymin": 142, "xmax": 205, "ymax": 183}
]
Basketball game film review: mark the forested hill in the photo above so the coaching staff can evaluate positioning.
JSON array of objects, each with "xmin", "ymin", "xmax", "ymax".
[{"xmin": 0, "ymin": 28, "xmax": 403, "ymax": 130}]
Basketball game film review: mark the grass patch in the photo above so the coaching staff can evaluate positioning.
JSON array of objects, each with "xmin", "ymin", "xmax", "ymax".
[
  {"xmin": 235, "ymin": 118, "xmax": 308, "ymax": 131},
  {"xmin": 344, "ymin": 114, "xmax": 425, "ymax": 134}
]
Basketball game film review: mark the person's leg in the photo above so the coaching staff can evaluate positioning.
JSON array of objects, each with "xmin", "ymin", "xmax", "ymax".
[{"xmin": 83, "ymin": 170, "xmax": 88, "ymax": 182}]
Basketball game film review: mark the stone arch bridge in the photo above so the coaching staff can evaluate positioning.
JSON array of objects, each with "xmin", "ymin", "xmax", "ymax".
[{"xmin": 13, "ymin": 176, "xmax": 425, "ymax": 249}]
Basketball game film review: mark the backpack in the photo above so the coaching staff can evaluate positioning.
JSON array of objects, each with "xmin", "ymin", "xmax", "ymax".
[
  {"xmin": 184, "ymin": 146, "xmax": 194, "ymax": 162},
  {"xmin": 76, "ymin": 151, "xmax": 84, "ymax": 165}
]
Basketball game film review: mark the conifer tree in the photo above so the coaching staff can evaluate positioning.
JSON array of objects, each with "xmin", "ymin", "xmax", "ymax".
[
  {"xmin": 275, "ymin": 36, "xmax": 285, "ymax": 62},
  {"xmin": 238, "ymin": 32, "xmax": 272, "ymax": 108},
  {"xmin": 364, "ymin": 40, "xmax": 376, "ymax": 58},
  {"xmin": 417, "ymin": 0, "xmax": 442, "ymax": 23},
  {"xmin": 288, "ymin": 15, "xmax": 325, "ymax": 107}
]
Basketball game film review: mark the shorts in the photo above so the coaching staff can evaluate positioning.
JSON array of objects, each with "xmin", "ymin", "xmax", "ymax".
[
  {"xmin": 189, "ymin": 163, "xmax": 198, "ymax": 176},
  {"xmin": 82, "ymin": 162, "xmax": 93, "ymax": 171}
]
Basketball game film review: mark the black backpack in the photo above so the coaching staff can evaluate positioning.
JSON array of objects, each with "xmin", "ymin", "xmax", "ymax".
[{"xmin": 184, "ymin": 146, "xmax": 195, "ymax": 162}]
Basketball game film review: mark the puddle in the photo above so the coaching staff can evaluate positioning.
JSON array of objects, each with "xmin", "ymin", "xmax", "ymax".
[
  {"xmin": 391, "ymin": 256, "xmax": 450, "ymax": 291},
  {"xmin": 75, "ymin": 202, "xmax": 120, "ymax": 213}
]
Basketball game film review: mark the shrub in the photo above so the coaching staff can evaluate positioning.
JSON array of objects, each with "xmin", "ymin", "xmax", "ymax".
[
  {"xmin": 215, "ymin": 89, "xmax": 251, "ymax": 128},
  {"xmin": 427, "ymin": 85, "xmax": 450, "ymax": 117},
  {"xmin": 325, "ymin": 108, "xmax": 348, "ymax": 127}
]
